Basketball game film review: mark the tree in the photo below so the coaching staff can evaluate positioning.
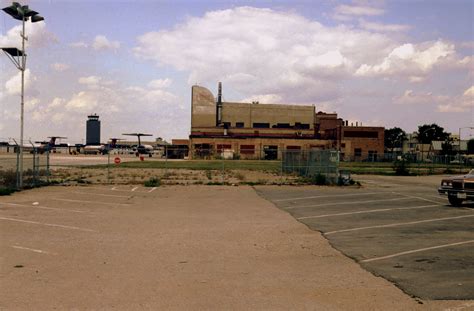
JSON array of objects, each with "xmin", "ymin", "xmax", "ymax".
[
  {"xmin": 468, "ymin": 139, "xmax": 474, "ymax": 154},
  {"xmin": 384, "ymin": 127, "xmax": 407, "ymax": 152},
  {"xmin": 441, "ymin": 137, "xmax": 455, "ymax": 156},
  {"xmin": 416, "ymin": 124, "xmax": 450, "ymax": 144}
]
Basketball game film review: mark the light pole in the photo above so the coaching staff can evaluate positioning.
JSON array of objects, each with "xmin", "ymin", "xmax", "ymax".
[{"xmin": 2, "ymin": 2, "xmax": 44, "ymax": 189}]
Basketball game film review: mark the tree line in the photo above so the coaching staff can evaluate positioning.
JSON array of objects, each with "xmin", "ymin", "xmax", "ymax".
[{"xmin": 384, "ymin": 124, "xmax": 474, "ymax": 155}]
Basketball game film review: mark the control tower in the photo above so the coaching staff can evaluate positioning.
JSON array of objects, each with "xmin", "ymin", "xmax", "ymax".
[{"xmin": 86, "ymin": 114, "xmax": 101, "ymax": 145}]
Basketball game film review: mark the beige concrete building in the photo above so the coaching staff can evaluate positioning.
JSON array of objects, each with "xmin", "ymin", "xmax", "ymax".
[{"xmin": 189, "ymin": 84, "xmax": 384, "ymax": 160}]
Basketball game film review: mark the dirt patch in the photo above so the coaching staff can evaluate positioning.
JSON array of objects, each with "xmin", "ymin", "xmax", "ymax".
[{"xmin": 50, "ymin": 167, "xmax": 300, "ymax": 185}]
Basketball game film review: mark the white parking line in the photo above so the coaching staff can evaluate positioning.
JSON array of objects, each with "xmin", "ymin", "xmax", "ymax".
[
  {"xmin": 71, "ymin": 191, "xmax": 131, "ymax": 198},
  {"xmin": 274, "ymin": 192, "xmax": 382, "ymax": 202},
  {"xmin": 286, "ymin": 197, "xmax": 411, "ymax": 209},
  {"xmin": 1, "ymin": 202, "xmax": 87, "ymax": 213},
  {"xmin": 297, "ymin": 204, "xmax": 441, "ymax": 220},
  {"xmin": 53, "ymin": 198, "xmax": 131, "ymax": 206},
  {"xmin": 11, "ymin": 245, "xmax": 55, "ymax": 255},
  {"xmin": 392, "ymin": 192, "xmax": 444, "ymax": 205},
  {"xmin": 131, "ymin": 187, "xmax": 138, "ymax": 192},
  {"xmin": 325, "ymin": 214, "xmax": 474, "ymax": 235},
  {"xmin": 361, "ymin": 240, "xmax": 474, "ymax": 263},
  {"xmin": 0, "ymin": 216, "xmax": 96, "ymax": 232},
  {"xmin": 148, "ymin": 187, "xmax": 157, "ymax": 193}
]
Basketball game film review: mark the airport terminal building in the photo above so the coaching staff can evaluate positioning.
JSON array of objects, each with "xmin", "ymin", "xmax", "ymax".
[{"xmin": 189, "ymin": 84, "xmax": 384, "ymax": 160}]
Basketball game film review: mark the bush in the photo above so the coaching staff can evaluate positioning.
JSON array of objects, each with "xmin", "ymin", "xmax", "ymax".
[
  {"xmin": 393, "ymin": 157, "xmax": 410, "ymax": 176},
  {"xmin": 311, "ymin": 173, "xmax": 327, "ymax": 185},
  {"xmin": 0, "ymin": 170, "xmax": 17, "ymax": 188},
  {"xmin": 144, "ymin": 177, "xmax": 161, "ymax": 187},
  {"xmin": 0, "ymin": 187, "xmax": 16, "ymax": 196}
]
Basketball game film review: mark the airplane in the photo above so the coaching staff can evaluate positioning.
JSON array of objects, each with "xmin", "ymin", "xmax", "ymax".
[
  {"xmin": 82, "ymin": 138, "xmax": 123, "ymax": 155},
  {"xmin": 122, "ymin": 133, "xmax": 154, "ymax": 157},
  {"xmin": 32, "ymin": 136, "xmax": 67, "ymax": 154}
]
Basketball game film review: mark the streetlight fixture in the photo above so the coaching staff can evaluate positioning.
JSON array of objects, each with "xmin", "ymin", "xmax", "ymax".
[{"xmin": 1, "ymin": 2, "xmax": 44, "ymax": 189}]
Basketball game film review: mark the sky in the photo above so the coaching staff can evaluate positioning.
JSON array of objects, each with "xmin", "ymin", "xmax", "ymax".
[{"xmin": 0, "ymin": 0, "xmax": 473, "ymax": 144}]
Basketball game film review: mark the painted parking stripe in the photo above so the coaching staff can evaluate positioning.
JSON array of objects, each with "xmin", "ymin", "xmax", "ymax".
[
  {"xmin": 361, "ymin": 240, "xmax": 474, "ymax": 263},
  {"xmin": 297, "ymin": 204, "xmax": 441, "ymax": 220},
  {"xmin": 392, "ymin": 192, "xmax": 445, "ymax": 205},
  {"xmin": 325, "ymin": 214, "xmax": 474, "ymax": 235},
  {"xmin": 148, "ymin": 187, "xmax": 157, "ymax": 193},
  {"xmin": 286, "ymin": 197, "xmax": 411, "ymax": 209},
  {"xmin": 53, "ymin": 198, "xmax": 130, "ymax": 206},
  {"xmin": 1, "ymin": 202, "xmax": 87, "ymax": 213},
  {"xmin": 0, "ymin": 216, "xmax": 96, "ymax": 232},
  {"xmin": 274, "ymin": 192, "xmax": 382, "ymax": 202},
  {"xmin": 71, "ymin": 191, "xmax": 131, "ymax": 198},
  {"xmin": 11, "ymin": 245, "xmax": 55, "ymax": 255},
  {"xmin": 131, "ymin": 187, "xmax": 139, "ymax": 192}
]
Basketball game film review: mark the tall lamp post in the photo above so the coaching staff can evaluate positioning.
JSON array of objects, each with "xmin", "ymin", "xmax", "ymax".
[{"xmin": 1, "ymin": 2, "xmax": 44, "ymax": 189}]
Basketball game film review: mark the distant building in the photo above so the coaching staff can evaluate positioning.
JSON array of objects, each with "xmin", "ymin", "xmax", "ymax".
[
  {"xmin": 189, "ymin": 84, "xmax": 385, "ymax": 160},
  {"xmin": 86, "ymin": 114, "xmax": 101, "ymax": 145}
]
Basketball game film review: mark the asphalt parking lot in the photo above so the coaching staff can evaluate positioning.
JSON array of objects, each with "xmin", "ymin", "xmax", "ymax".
[{"xmin": 256, "ymin": 175, "xmax": 474, "ymax": 300}]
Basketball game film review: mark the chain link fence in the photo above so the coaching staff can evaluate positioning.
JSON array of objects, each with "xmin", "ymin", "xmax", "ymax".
[{"xmin": 1, "ymin": 146, "xmax": 473, "ymax": 190}]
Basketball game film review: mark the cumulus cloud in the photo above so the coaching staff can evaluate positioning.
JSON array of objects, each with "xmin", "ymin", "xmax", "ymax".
[
  {"xmin": 134, "ymin": 6, "xmax": 396, "ymax": 103},
  {"xmin": 356, "ymin": 40, "xmax": 455, "ymax": 77},
  {"xmin": 334, "ymin": 4, "xmax": 384, "ymax": 16},
  {"xmin": 70, "ymin": 41, "xmax": 88, "ymax": 48},
  {"xmin": 51, "ymin": 63, "xmax": 70, "ymax": 72},
  {"xmin": 358, "ymin": 19, "xmax": 410, "ymax": 32},
  {"xmin": 92, "ymin": 35, "xmax": 120, "ymax": 51},
  {"xmin": 0, "ymin": 21, "xmax": 56, "ymax": 48},
  {"xmin": 148, "ymin": 78, "xmax": 173, "ymax": 89},
  {"xmin": 5, "ymin": 69, "xmax": 33, "ymax": 95},
  {"xmin": 393, "ymin": 87, "xmax": 473, "ymax": 113},
  {"xmin": 437, "ymin": 86, "xmax": 474, "ymax": 113},
  {"xmin": 78, "ymin": 76, "xmax": 101, "ymax": 86}
]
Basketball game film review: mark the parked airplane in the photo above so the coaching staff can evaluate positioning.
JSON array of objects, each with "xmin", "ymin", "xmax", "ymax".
[
  {"xmin": 122, "ymin": 133, "xmax": 154, "ymax": 157},
  {"xmin": 82, "ymin": 138, "xmax": 122, "ymax": 155},
  {"xmin": 32, "ymin": 136, "xmax": 67, "ymax": 154}
]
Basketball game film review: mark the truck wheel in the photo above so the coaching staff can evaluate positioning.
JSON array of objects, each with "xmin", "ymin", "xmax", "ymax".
[{"xmin": 448, "ymin": 197, "xmax": 463, "ymax": 207}]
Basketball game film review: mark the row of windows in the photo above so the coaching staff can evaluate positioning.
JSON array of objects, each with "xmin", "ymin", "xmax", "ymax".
[{"xmin": 222, "ymin": 122, "xmax": 310, "ymax": 129}]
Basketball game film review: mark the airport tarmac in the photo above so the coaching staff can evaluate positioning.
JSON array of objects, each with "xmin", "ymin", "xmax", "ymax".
[{"xmin": 256, "ymin": 175, "xmax": 474, "ymax": 301}]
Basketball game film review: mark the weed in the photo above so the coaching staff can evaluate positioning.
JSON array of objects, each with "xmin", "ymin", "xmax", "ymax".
[{"xmin": 144, "ymin": 177, "xmax": 161, "ymax": 187}]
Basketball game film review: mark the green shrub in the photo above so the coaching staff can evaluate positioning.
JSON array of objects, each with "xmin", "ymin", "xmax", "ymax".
[
  {"xmin": 144, "ymin": 177, "xmax": 161, "ymax": 187},
  {"xmin": 0, "ymin": 187, "xmax": 16, "ymax": 196},
  {"xmin": 311, "ymin": 173, "xmax": 327, "ymax": 185},
  {"xmin": 393, "ymin": 157, "xmax": 410, "ymax": 176}
]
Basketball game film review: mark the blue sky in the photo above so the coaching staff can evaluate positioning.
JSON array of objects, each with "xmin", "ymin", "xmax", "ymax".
[{"xmin": 1, "ymin": 0, "xmax": 473, "ymax": 143}]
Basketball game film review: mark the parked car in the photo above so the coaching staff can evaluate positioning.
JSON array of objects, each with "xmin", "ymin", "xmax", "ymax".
[{"xmin": 438, "ymin": 169, "xmax": 474, "ymax": 206}]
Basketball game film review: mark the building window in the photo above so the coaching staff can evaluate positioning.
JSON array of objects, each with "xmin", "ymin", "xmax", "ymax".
[
  {"xmin": 273, "ymin": 123, "xmax": 291, "ymax": 128},
  {"xmin": 368, "ymin": 150, "xmax": 378, "ymax": 162},
  {"xmin": 253, "ymin": 123, "xmax": 270, "ymax": 128},
  {"xmin": 295, "ymin": 123, "xmax": 310, "ymax": 129},
  {"xmin": 235, "ymin": 122, "xmax": 244, "ymax": 128},
  {"xmin": 354, "ymin": 148, "xmax": 362, "ymax": 157},
  {"xmin": 344, "ymin": 131, "xmax": 378, "ymax": 138},
  {"xmin": 341, "ymin": 143, "xmax": 346, "ymax": 148},
  {"xmin": 223, "ymin": 122, "xmax": 231, "ymax": 129},
  {"xmin": 286, "ymin": 146, "xmax": 301, "ymax": 150},
  {"xmin": 240, "ymin": 145, "xmax": 255, "ymax": 154}
]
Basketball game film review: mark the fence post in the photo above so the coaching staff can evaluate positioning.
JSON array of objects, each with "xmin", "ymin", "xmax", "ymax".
[
  {"xmin": 16, "ymin": 146, "xmax": 20, "ymax": 189},
  {"xmin": 107, "ymin": 151, "xmax": 110, "ymax": 184},
  {"xmin": 46, "ymin": 150, "xmax": 50, "ymax": 183},
  {"xmin": 280, "ymin": 150, "xmax": 284, "ymax": 186}
]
